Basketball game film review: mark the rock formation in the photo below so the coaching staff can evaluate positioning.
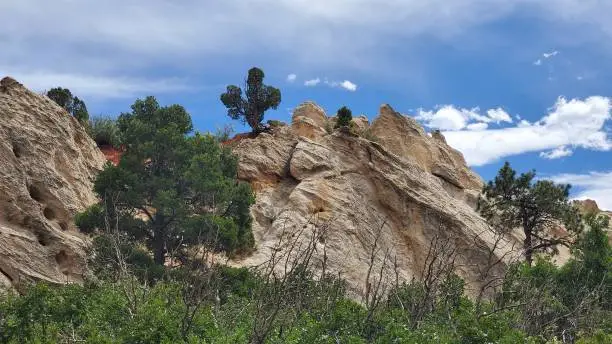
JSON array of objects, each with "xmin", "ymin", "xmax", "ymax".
[
  {"xmin": 231, "ymin": 102, "xmax": 518, "ymax": 297},
  {"xmin": 0, "ymin": 77, "xmax": 106, "ymax": 291}
]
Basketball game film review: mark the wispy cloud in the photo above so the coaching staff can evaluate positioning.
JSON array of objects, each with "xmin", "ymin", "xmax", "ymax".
[
  {"xmin": 416, "ymin": 105, "xmax": 512, "ymax": 131},
  {"xmin": 534, "ymin": 50, "xmax": 560, "ymax": 66},
  {"xmin": 540, "ymin": 146, "xmax": 573, "ymax": 159},
  {"xmin": 543, "ymin": 50, "xmax": 559, "ymax": 59},
  {"xmin": 551, "ymin": 171, "xmax": 612, "ymax": 210},
  {"xmin": 304, "ymin": 78, "xmax": 321, "ymax": 87},
  {"xmin": 436, "ymin": 96, "xmax": 612, "ymax": 165},
  {"xmin": 8, "ymin": 70, "xmax": 191, "ymax": 98},
  {"xmin": 324, "ymin": 79, "xmax": 358, "ymax": 91},
  {"xmin": 286, "ymin": 73, "xmax": 297, "ymax": 82}
]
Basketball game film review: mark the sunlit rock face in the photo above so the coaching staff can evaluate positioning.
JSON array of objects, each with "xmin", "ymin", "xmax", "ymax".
[
  {"xmin": 230, "ymin": 102, "xmax": 516, "ymax": 298},
  {"xmin": 0, "ymin": 77, "xmax": 105, "ymax": 291}
]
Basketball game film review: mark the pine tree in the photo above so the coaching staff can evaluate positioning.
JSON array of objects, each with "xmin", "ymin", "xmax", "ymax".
[
  {"xmin": 480, "ymin": 162, "xmax": 582, "ymax": 265},
  {"xmin": 77, "ymin": 96, "xmax": 254, "ymax": 265},
  {"xmin": 220, "ymin": 67, "xmax": 281, "ymax": 133}
]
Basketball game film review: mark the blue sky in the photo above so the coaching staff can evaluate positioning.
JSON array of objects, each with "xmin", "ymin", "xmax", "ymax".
[{"xmin": 2, "ymin": 0, "xmax": 612, "ymax": 208}]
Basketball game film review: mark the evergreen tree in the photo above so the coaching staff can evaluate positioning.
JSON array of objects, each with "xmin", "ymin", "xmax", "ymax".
[
  {"xmin": 77, "ymin": 96, "xmax": 255, "ymax": 265},
  {"xmin": 480, "ymin": 162, "xmax": 582, "ymax": 265},
  {"xmin": 220, "ymin": 67, "xmax": 281, "ymax": 133},
  {"xmin": 46, "ymin": 87, "xmax": 89, "ymax": 122},
  {"xmin": 335, "ymin": 106, "xmax": 352, "ymax": 128}
]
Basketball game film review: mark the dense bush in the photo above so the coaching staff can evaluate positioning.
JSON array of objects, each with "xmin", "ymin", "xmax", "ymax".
[
  {"xmin": 46, "ymin": 87, "xmax": 89, "ymax": 123},
  {"xmin": 2, "ymin": 215, "xmax": 609, "ymax": 343},
  {"xmin": 75, "ymin": 96, "xmax": 255, "ymax": 265},
  {"xmin": 335, "ymin": 106, "xmax": 352, "ymax": 128},
  {"xmin": 87, "ymin": 116, "xmax": 123, "ymax": 147}
]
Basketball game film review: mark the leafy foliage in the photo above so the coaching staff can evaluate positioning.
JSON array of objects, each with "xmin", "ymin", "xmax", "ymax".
[
  {"xmin": 2, "ymin": 216, "xmax": 610, "ymax": 343},
  {"xmin": 87, "ymin": 116, "xmax": 123, "ymax": 147},
  {"xmin": 46, "ymin": 87, "xmax": 89, "ymax": 122},
  {"xmin": 75, "ymin": 96, "xmax": 255, "ymax": 265},
  {"xmin": 479, "ymin": 161, "xmax": 583, "ymax": 265},
  {"xmin": 220, "ymin": 67, "xmax": 281, "ymax": 133},
  {"xmin": 335, "ymin": 106, "xmax": 353, "ymax": 128}
]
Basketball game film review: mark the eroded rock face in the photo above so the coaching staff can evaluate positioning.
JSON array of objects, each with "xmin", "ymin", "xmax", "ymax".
[
  {"xmin": 291, "ymin": 101, "xmax": 328, "ymax": 139},
  {"xmin": 371, "ymin": 104, "xmax": 483, "ymax": 193},
  {"xmin": 232, "ymin": 102, "xmax": 515, "ymax": 297},
  {"xmin": 0, "ymin": 77, "xmax": 106, "ymax": 291}
]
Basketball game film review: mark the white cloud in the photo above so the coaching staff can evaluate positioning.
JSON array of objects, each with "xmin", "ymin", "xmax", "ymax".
[
  {"xmin": 339, "ymin": 80, "xmax": 358, "ymax": 91},
  {"xmin": 534, "ymin": 59, "xmax": 542, "ymax": 66},
  {"xmin": 304, "ymin": 78, "xmax": 321, "ymax": 87},
  {"xmin": 486, "ymin": 108, "xmax": 513, "ymax": 123},
  {"xmin": 442, "ymin": 96, "xmax": 612, "ymax": 166},
  {"xmin": 416, "ymin": 105, "xmax": 512, "ymax": 131},
  {"xmin": 287, "ymin": 73, "xmax": 297, "ymax": 82},
  {"xmin": 543, "ymin": 50, "xmax": 559, "ymax": 58},
  {"xmin": 539, "ymin": 146, "xmax": 573, "ymax": 159},
  {"xmin": 8, "ymin": 70, "xmax": 190, "ymax": 98},
  {"xmin": 466, "ymin": 122, "xmax": 489, "ymax": 131},
  {"xmin": 324, "ymin": 79, "xmax": 358, "ymax": 91},
  {"xmin": 551, "ymin": 171, "xmax": 612, "ymax": 210},
  {"xmin": 1, "ymin": 0, "xmax": 612, "ymax": 93}
]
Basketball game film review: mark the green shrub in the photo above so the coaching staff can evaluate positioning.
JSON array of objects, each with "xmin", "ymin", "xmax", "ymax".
[
  {"xmin": 87, "ymin": 116, "xmax": 122, "ymax": 147},
  {"xmin": 335, "ymin": 106, "xmax": 352, "ymax": 128}
]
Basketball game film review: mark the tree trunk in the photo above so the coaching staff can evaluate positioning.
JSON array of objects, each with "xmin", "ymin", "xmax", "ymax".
[
  {"xmin": 153, "ymin": 219, "xmax": 166, "ymax": 265},
  {"xmin": 153, "ymin": 234, "xmax": 166, "ymax": 265},
  {"xmin": 523, "ymin": 227, "xmax": 533, "ymax": 266}
]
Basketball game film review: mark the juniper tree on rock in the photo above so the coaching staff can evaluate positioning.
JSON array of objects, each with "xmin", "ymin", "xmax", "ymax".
[
  {"xmin": 46, "ymin": 87, "xmax": 89, "ymax": 122},
  {"xmin": 335, "ymin": 106, "xmax": 353, "ymax": 129},
  {"xmin": 479, "ymin": 162, "xmax": 582, "ymax": 265},
  {"xmin": 220, "ymin": 67, "xmax": 281, "ymax": 133},
  {"xmin": 76, "ymin": 96, "xmax": 255, "ymax": 265}
]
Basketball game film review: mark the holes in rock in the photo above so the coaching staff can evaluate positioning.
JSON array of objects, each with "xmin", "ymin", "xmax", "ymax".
[
  {"xmin": 59, "ymin": 222, "xmax": 68, "ymax": 231},
  {"xmin": 55, "ymin": 250, "xmax": 71, "ymax": 275},
  {"xmin": 55, "ymin": 250, "xmax": 68, "ymax": 265},
  {"xmin": 28, "ymin": 185, "xmax": 43, "ymax": 202},
  {"xmin": 12, "ymin": 143, "xmax": 22, "ymax": 158},
  {"xmin": 43, "ymin": 207, "xmax": 56, "ymax": 220},
  {"xmin": 36, "ymin": 231, "xmax": 50, "ymax": 246}
]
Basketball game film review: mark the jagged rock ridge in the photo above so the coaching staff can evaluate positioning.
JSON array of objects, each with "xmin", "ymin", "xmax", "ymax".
[
  {"xmin": 231, "ymin": 102, "xmax": 517, "ymax": 297},
  {"xmin": 0, "ymin": 77, "xmax": 106, "ymax": 291}
]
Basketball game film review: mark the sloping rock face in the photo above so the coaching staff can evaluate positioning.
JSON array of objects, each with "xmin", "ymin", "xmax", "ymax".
[
  {"xmin": 232, "ymin": 102, "xmax": 514, "ymax": 297},
  {"xmin": 0, "ymin": 77, "xmax": 106, "ymax": 291}
]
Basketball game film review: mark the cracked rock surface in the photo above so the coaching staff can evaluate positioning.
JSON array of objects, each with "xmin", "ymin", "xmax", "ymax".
[
  {"xmin": 231, "ymin": 102, "xmax": 517, "ymax": 297},
  {"xmin": 0, "ymin": 77, "xmax": 105, "ymax": 291}
]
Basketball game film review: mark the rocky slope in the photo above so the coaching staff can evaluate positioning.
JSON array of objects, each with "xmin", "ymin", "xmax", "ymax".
[
  {"xmin": 0, "ymin": 77, "xmax": 106, "ymax": 291},
  {"xmin": 231, "ymin": 102, "xmax": 519, "ymax": 297}
]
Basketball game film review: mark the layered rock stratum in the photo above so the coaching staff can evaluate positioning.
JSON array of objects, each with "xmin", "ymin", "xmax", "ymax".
[
  {"xmin": 231, "ymin": 102, "xmax": 520, "ymax": 296},
  {"xmin": 0, "ymin": 77, "xmax": 105, "ymax": 291}
]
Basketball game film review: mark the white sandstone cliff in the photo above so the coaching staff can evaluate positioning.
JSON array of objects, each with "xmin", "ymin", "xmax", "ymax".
[
  {"xmin": 0, "ymin": 77, "xmax": 106, "ymax": 291},
  {"xmin": 230, "ymin": 102, "xmax": 519, "ymax": 297}
]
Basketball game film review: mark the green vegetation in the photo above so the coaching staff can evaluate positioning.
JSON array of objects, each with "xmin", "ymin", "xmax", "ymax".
[
  {"xmin": 479, "ymin": 162, "xmax": 582, "ymax": 265},
  {"xmin": 87, "ymin": 116, "xmax": 123, "ymax": 147},
  {"xmin": 1, "ymin": 212, "xmax": 610, "ymax": 343},
  {"xmin": 335, "ymin": 106, "xmax": 352, "ymax": 128},
  {"xmin": 46, "ymin": 87, "xmax": 89, "ymax": 123},
  {"xmin": 220, "ymin": 67, "xmax": 281, "ymax": 133},
  {"xmin": 1, "ymin": 90, "xmax": 610, "ymax": 343},
  {"xmin": 75, "ymin": 96, "xmax": 255, "ymax": 265}
]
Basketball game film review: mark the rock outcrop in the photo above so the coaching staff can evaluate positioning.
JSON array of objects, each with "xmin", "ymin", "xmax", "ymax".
[
  {"xmin": 0, "ymin": 77, "xmax": 106, "ymax": 291},
  {"xmin": 231, "ymin": 102, "xmax": 516, "ymax": 297}
]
